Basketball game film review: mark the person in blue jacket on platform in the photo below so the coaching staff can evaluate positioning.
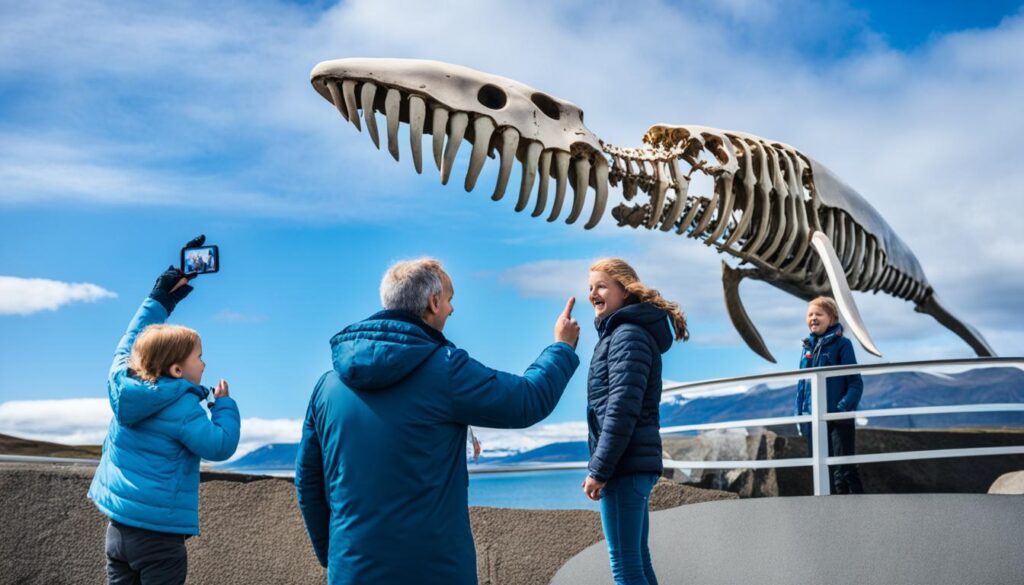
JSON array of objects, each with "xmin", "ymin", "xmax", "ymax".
[
  {"xmin": 795, "ymin": 296, "xmax": 865, "ymax": 494},
  {"xmin": 583, "ymin": 258, "xmax": 688, "ymax": 585},
  {"xmin": 295, "ymin": 258, "xmax": 581, "ymax": 585},
  {"xmin": 88, "ymin": 236, "xmax": 241, "ymax": 585}
]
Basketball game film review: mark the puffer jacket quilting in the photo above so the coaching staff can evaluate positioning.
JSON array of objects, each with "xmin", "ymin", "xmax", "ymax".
[
  {"xmin": 587, "ymin": 302, "xmax": 673, "ymax": 482},
  {"xmin": 88, "ymin": 298, "xmax": 240, "ymax": 535},
  {"xmin": 794, "ymin": 322, "xmax": 864, "ymax": 416},
  {"xmin": 294, "ymin": 310, "xmax": 579, "ymax": 585}
]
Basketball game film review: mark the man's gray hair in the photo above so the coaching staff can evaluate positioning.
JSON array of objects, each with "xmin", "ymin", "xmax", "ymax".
[{"xmin": 379, "ymin": 258, "xmax": 448, "ymax": 315}]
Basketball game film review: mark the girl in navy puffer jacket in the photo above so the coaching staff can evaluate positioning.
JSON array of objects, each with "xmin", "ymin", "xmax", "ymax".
[
  {"xmin": 583, "ymin": 258, "xmax": 688, "ymax": 585},
  {"xmin": 89, "ymin": 258, "xmax": 240, "ymax": 585}
]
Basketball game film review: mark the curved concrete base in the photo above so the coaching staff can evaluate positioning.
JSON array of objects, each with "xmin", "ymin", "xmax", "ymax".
[{"xmin": 551, "ymin": 494, "xmax": 1024, "ymax": 585}]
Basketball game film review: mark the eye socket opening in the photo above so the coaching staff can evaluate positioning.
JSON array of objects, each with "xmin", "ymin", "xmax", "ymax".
[
  {"xmin": 477, "ymin": 84, "xmax": 508, "ymax": 110},
  {"xmin": 531, "ymin": 92, "xmax": 561, "ymax": 120}
]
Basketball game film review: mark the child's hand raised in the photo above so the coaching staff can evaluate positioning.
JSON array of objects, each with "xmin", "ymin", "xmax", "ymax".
[{"xmin": 213, "ymin": 379, "xmax": 230, "ymax": 398}]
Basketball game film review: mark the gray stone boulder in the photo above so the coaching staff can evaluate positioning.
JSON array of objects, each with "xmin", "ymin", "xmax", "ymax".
[
  {"xmin": 988, "ymin": 470, "xmax": 1024, "ymax": 494},
  {"xmin": 648, "ymin": 477, "xmax": 737, "ymax": 511}
]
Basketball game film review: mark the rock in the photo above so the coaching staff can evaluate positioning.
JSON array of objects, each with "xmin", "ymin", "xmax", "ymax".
[
  {"xmin": 649, "ymin": 477, "xmax": 737, "ymax": 511},
  {"xmin": 988, "ymin": 470, "xmax": 1024, "ymax": 494},
  {"xmin": 662, "ymin": 429, "xmax": 788, "ymax": 498}
]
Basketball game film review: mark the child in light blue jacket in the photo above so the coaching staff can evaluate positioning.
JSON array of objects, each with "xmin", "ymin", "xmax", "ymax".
[{"xmin": 88, "ymin": 254, "xmax": 240, "ymax": 585}]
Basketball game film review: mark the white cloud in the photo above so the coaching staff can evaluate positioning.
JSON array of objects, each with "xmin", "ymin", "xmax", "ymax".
[
  {"xmin": 0, "ymin": 397, "xmax": 589, "ymax": 461},
  {"xmin": 472, "ymin": 421, "xmax": 587, "ymax": 457},
  {"xmin": 1, "ymin": 0, "xmax": 1021, "ymax": 357},
  {"xmin": 235, "ymin": 417, "xmax": 302, "ymax": 458},
  {"xmin": 0, "ymin": 399, "xmax": 113, "ymax": 445},
  {"xmin": 0, "ymin": 398, "xmax": 301, "ymax": 459},
  {"xmin": 496, "ymin": 259, "xmax": 593, "ymax": 299},
  {"xmin": 0, "ymin": 276, "xmax": 117, "ymax": 315}
]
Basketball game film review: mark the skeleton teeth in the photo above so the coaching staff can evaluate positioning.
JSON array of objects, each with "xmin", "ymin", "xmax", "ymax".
[
  {"xmin": 465, "ymin": 116, "xmax": 495, "ymax": 192},
  {"xmin": 360, "ymin": 82, "xmax": 379, "ymax": 148},
  {"xmin": 532, "ymin": 150, "xmax": 552, "ymax": 218},
  {"xmin": 585, "ymin": 157, "xmax": 609, "ymax": 230},
  {"xmin": 515, "ymin": 141, "xmax": 542, "ymax": 213},
  {"xmin": 385, "ymin": 89, "xmax": 401, "ymax": 162},
  {"xmin": 491, "ymin": 127, "xmax": 519, "ymax": 201},
  {"xmin": 342, "ymin": 80, "xmax": 360, "ymax": 130},
  {"xmin": 547, "ymin": 151, "xmax": 570, "ymax": 222},
  {"xmin": 432, "ymin": 107, "xmax": 449, "ymax": 171},
  {"xmin": 408, "ymin": 96, "xmax": 425, "ymax": 174},
  {"xmin": 566, "ymin": 157, "xmax": 592, "ymax": 225},
  {"xmin": 327, "ymin": 81, "xmax": 349, "ymax": 121},
  {"xmin": 441, "ymin": 112, "xmax": 468, "ymax": 185}
]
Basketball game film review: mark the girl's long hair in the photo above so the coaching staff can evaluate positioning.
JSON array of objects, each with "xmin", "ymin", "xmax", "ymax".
[{"xmin": 590, "ymin": 258, "xmax": 689, "ymax": 342}]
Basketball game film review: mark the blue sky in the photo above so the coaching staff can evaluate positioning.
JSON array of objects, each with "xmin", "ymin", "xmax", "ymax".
[{"xmin": 2, "ymin": 0, "xmax": 1022, "ymax": 455}]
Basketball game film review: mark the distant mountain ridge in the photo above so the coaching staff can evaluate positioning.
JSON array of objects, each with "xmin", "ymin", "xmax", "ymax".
[
  {"xmin": 221, "ymin": 367, "xmax": 1024, "ymax": 471},
  {"xmin": 661, "ymin": 366, "xmax": 1024, "ymax": 430},
  {"xmin": 224, "ymin": 443, "xmax": 299, "ymax": 470}
]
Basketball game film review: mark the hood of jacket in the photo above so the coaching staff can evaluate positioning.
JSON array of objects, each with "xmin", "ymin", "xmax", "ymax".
[
  {"xmin": 331, "ymin": 310, "xmax": 449, "ymax": 391},
  {"xmin": 596, "ymin": 302, "xmax": 673, "ymax": 354},
  {"xmin": 110, "ymin": 371, "xmax": 208, "ymax": 425},
  {"xmin": 802, "ymin": 322, "xmax": 844, "ymax": 351}
]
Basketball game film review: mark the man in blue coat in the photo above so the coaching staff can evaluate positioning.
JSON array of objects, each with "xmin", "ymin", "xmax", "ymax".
[{"xmin": 295, "ymin": 258, "xmax": 581, "ymax": 585}]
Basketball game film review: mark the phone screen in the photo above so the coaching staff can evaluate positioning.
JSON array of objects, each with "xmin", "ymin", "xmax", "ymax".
[{"xmin": 181, "ymin": 245, "xmax": 219, "ymax": 276}]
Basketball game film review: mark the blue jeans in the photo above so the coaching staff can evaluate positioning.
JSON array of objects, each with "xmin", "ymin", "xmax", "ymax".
[{"xmin": 600, "ymin": 473, "xmax": 660, "ymax": 585}]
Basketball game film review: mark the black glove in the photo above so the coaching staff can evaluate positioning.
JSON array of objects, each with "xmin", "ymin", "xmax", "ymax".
[
  {"xmin": 184, "ymin": 234, "xmax": 206, "ymax": 250},
  {"xmin": 150, "ymin": 235, "xmax": 205, "ymax": 313},
  {"xmin": 150, "ymin": 265, "xmax": 194, "ymax": 314}
]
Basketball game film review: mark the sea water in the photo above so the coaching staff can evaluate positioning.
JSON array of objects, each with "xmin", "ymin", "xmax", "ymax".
[
  {"xmin": 468, "ymin": 469, "xmax": 600, "ymax": 510},
  {"xmin": 227, "ymin": 468, "xmax": 600, "ymax": 510}
]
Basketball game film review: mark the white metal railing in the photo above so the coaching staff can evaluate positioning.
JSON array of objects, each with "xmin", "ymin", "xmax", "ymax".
[
  {"xmin": 469, "ymin": 357, "xmax": 1024, "ymax": 495},
  {"xmin": 5, "ymin": 359, "xmax": 1022, "ymax": 495}
]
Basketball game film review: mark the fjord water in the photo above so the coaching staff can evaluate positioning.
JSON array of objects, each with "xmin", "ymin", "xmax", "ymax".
[
  {"xmin": 468, "ymin": 469, "xmax": 600, "ymax": 510},
  {"xmin": 234, "ymin": 468, "xmax": 600, "ymax": 510}
]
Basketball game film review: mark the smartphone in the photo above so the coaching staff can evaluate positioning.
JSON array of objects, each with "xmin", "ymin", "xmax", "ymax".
[{"xmin": 181, "ymin": 245, "xmax": 220, "ymax": 276}]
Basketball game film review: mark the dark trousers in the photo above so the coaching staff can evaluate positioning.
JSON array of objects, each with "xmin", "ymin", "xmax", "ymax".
[
  {"xmin": 802, "ymin": 421, "xmax": 865, "ymax": 494},
  {"xmin": 105, "ymin": 521, "xmax": 188, "ymax": 585}
]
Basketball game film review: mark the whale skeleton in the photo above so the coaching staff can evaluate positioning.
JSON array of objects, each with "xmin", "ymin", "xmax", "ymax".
[{"xmin": 309, "ymin": 58, "xmax": 994, "ymax": 363}]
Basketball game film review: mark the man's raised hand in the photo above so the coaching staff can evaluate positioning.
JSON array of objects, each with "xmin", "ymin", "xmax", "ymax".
[{"xmin": 554, "ymin": 297, "xmax": 581, "ymax": 348}]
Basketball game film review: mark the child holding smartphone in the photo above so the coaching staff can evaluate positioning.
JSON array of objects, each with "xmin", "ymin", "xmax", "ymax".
[
  {"xmin": 794, "ymin": 296, "xmax": 864, "ymax": 494},
  {"xmin": 88, "ymin": 242, "xmax": 240, "ymax": 585}
]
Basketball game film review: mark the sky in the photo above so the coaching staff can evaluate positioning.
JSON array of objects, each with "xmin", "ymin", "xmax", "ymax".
[{"xmin": 1, "ymin": 0, "xmax": 1022, "ymax": 457}]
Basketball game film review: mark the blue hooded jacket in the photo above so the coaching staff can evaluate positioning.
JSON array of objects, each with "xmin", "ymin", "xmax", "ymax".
[
  {"xmin": 794, "ymin": 323, "xmax": 864, "ymax": 416},
  {"xmin": 294, "ymin": 310, "xmax": 579, "ymax": 585},
  {"xmin": 587, "ymin": 302, "xmax": 674, "ymax": 482},
  {"xmin": 88, "ymin": 298, "xmax": 241, "ymax": 535}
]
